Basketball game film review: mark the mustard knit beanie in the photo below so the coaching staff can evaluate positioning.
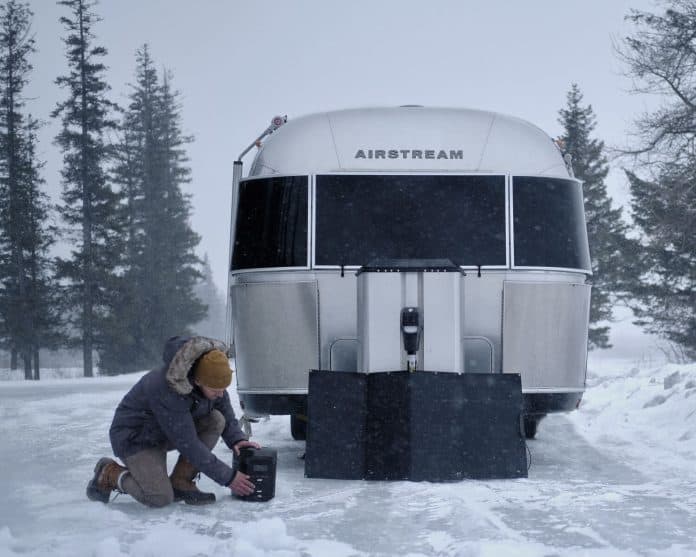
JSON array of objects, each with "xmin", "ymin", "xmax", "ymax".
[{"xmin": 194, "ymin": 349, "xmax": 232, "ymax": 389}]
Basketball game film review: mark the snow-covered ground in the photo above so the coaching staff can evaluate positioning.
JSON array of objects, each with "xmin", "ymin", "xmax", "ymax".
[{"xmin": 0, "ymin": 359, "xmax": 695, "ymax": 557}]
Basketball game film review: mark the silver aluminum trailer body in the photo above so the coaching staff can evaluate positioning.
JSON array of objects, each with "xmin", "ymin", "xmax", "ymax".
[{"xmin": 228, "ymin": 107, "xmax": 591, "ymax": 435}]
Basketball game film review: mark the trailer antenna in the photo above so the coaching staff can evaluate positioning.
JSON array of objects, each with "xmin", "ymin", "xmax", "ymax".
[{"xmin": 236, "ymin": 115, "xmax": 287, "ymax": 162}]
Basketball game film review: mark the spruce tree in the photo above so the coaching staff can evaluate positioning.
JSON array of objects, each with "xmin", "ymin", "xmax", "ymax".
[
  {"xmin": 0, "ymin": 0, "xmax": 32, "ymax": 377},
  {"xmin": 557, "ymin": 84, "xmax": 636, "ymax": 349},
  {"xmin": 625, "ymin": 167, "xmax": 696, "ymax": 359},
  {"xmin": 15, "ymin": 118, "xmax": 61, "ymax": 379},
  {"xmin": 99, "ymin": 45, "xmax": 204, "ymax": 373},
  {"xmin": 618, "ymin": 1, "xmax": 696, "ymax": 358},
  {"xmin": 96, "ymin": 125, "xmax": 142, "ymax": 373},
  {"xmin": 52, "ymin": 0, "xmax": 121, "ymax": 377},
  {"xmin": 156, "ymin": 68, "xmax": 205, "ymax": 336},
  {"xmin": 0, "ymin": 0, "xmax": 58, "ymax": 379}
]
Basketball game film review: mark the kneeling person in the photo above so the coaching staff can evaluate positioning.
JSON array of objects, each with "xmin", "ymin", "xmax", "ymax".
[{"xmin": 87, "ymin": 336, "xmax": 259, "ymax": 507}]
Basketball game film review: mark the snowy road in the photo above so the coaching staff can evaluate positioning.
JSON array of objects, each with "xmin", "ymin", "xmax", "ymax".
[
  {"xmin": 260, "ymin": 414, "xmax": 695, "ymax": 556},
  {"xmin": 1, "ymin": 365, "xmax": 695, "ymax": 556}
]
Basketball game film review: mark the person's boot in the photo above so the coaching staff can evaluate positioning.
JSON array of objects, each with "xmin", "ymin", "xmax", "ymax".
[
  {"xmin": 86, "ymin": 457, "xmax": 127, "ymax": 503},
  {"xmin": 170, "ymin": 455, "xmax": 216, "ymax": 505}
]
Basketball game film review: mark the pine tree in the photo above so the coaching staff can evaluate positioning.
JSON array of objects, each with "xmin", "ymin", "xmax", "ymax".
[
  {"xmin": 52, "ymin": 0, "xmax": 121, "ymax": 377},
  {"xmin": 98, "ymin": 45, "xmax": 204, "ymax": 374},
  {"xmin": 16, "ymin": 118, "xmax": 61, "ymax": 379},
  {"xmin": 618, "ymin": 1, "xmax": 696, "ymax": 358},
  {"xmin": 0, "ymin": 1, "xmax": 59, "ymax": 379},
  {"xmin": 96, "ymin": 125, "xmax": 143, "ymax": 373},
  {"xmin": 557, "ymin": 84, "xmax": 636, "ymax": 349},
  {"xmin": 0, "ymin": 0, "xmax": 32, "ymax": 377},
  {"xmin": 156, "ymin": 68, "xmax": 205, "ymax": 335},
  {"xmin": 625, "ymin": 167, "xmax": 696, "ymax": 358}
]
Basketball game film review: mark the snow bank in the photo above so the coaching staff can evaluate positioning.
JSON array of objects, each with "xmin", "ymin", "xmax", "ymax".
[{"xmin": 570, "ymin": 361, "xmax": 696, "ymax": 476}]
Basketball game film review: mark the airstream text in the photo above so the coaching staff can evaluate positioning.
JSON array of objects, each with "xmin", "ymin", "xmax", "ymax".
[{"xmin": 354, "ymin": 149, "xmax": 464, "ymax": 160}]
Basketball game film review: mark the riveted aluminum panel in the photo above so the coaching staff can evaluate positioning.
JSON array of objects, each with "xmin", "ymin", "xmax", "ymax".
[
  {"xmin": 422, "ymin": 272, "xmax": 463, "ymax": 372},
  {"xmin": 317, "ymin": 274, "xmax": 358, "ymax": 372},
  {"xmin": 232, "ymin": 281, "xmax": 319, "ymax": 392},
  {"xmin": 502, "ymin": 281, "xmax": 590, "ymax": 390},
  {"xmin": 357, "ymin": 273, "xmax": 403, "ymax": 372},
  {"xmin": 461, "ymin": 273, "xmax": 505, "ymax": 371}
]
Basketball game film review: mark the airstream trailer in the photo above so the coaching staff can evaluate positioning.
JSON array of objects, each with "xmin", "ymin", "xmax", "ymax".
[{"xmin": 227, "ymin": 107, "xmax": 591, "ymax": 440}]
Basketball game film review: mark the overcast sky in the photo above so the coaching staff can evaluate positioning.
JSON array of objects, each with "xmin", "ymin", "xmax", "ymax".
[{"xmin": 25, "ymin": 0, "xmax": 657, "ymax": 291}]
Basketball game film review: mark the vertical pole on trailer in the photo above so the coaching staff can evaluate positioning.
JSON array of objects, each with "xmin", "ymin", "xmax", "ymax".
[
  {"xmin": 225, "ymin": 160, "xmax": 244, "ymax": 353},
  {"xmin": 225, "ymin": 115, "xmax": 286, "ymax": 355}
]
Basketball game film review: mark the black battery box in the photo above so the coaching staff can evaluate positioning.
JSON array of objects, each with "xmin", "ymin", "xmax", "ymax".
[{"xmin": 234, "ymin": 447, "xmax": 277, "ymax": 501}]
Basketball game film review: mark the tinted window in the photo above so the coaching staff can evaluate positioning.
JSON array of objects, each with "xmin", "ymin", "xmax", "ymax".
[
  {"xmin": 513, "ymin": 177, "xmax": 590, "ymax": 270},
  {"xmin": 232, "ymin": 176, "xmax": 308, "ymax": 270},
  {"xmin": 315, "ymin": 175, "xmax": 506, "ymax": 266}
]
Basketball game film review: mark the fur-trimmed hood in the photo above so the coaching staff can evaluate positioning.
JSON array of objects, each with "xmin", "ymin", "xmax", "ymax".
[{"xmin": 163, "ymin": 336, "xmax": 230, "ymax": 395}]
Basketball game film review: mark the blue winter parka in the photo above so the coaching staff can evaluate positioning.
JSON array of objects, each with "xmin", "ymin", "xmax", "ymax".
[{"xmin": 109, "ymin": 336, "xmax": 247, "ymax": 486}]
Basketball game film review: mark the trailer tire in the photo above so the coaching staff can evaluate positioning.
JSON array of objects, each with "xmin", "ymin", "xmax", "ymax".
[
  {"xmin": 523, "ymin": 414, "xmax": 544, "ymax": 439},
  {"xmin": 290, "ymin": 414, "xmax": 307, "ymax": 440}
]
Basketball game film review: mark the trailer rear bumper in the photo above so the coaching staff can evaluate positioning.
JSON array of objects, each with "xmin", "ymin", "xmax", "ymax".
[
  {"xmin": 240, "ymin": 389, "xmax": 584, "ymax": 417},
  {"xmin": 523, "ymin": 391, "xmax": 583, "ymax": 414},
  {"xmin": 239, "ymin": 393, "xmax": 306, "ymax": 416}
]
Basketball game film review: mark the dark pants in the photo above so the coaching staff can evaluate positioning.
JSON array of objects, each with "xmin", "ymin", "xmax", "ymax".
[{"xmin": 121, "ymin": 410, "xmax": 226, "ymax": 507}]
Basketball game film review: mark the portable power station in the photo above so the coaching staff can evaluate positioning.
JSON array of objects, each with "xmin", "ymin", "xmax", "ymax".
[{"xmin": 234, "ymin": 447, "xmax": 277, "ymax": 501}]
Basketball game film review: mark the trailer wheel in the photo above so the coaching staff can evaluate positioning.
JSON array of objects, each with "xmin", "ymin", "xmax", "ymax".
[
  {"xmin": 290, "ymin": 414, "xmax": 307, "ymax": 440},
  {"xmin": 523, "ymin": 415, "xmax": 544, "ymax": 439}
]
